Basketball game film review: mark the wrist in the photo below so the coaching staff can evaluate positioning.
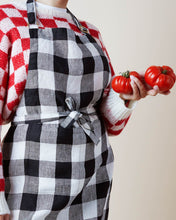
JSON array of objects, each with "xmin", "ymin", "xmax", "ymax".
[{"xmin": 119, "ymin": 94, "xmax": 129, "ymax": 102}]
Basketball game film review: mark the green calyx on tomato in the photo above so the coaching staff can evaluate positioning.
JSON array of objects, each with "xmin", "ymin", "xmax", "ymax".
[{"xmin": 121, "ymin": 70, "xmax": 130, "ymax": 78}]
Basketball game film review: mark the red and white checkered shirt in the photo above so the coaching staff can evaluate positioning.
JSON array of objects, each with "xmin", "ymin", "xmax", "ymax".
[{"xmin": 0, "ymin": 1, "xmax": 137, "ymax": 196}]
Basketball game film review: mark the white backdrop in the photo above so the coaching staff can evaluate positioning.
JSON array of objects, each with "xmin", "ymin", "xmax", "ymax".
[{"xmin": 1, "ymin": 1, "xmax": 176, "ymax": 220}]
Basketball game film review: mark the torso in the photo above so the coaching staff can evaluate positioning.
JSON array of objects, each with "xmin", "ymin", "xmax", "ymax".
[{"xmin": 0, "ymin": 1, "xmax": 112, "ymax": 124}]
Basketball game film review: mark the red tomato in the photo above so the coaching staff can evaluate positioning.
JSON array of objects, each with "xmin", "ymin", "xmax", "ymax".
[
  {"xmin": 111, "ymin": 70, "xmax": 142, "ymax": 94},
  {"xmin": 144, "ymin": 65, "xmax": 176, "ymax": 92}
]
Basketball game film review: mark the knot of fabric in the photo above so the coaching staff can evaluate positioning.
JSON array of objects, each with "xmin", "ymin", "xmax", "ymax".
[{"xmin": 60, "ymin": 96, "xmax": 100, "ymax": 145}]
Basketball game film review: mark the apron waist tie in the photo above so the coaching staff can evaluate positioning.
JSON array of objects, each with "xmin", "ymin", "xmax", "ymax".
[{"xmin": 11, "ymin": 97, "xmax": 100, "ymax": 145}]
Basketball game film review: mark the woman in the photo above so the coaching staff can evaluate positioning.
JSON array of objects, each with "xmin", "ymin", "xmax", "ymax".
[{"xmin": 0, "ymin": 0, "xmax": 170, "ymax": 219}]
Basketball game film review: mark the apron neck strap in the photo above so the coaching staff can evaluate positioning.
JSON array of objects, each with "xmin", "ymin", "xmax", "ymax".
[
  {"xmin": 26, "ymin": 0, "xmax": 37, "ymax": 25},
  {"xmin": 66, "ymin": 8, "xmax": 89, "ymax": 34},
  {"xmin": 26, "ymin": 0, "xmax": 89, "ymax": 34}
]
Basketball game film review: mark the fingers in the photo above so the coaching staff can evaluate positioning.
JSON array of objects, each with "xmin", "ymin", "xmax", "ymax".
[
  {"xmin": 146, "ymin": 85, "xmax": 171, "ymax": 96},
  {"xmin": 119, "ymin": 92, "xmax": 132, "ymax": 101},
  {"xmin": 119, "ymin": 78, "xmax": 140, "ymax": 101},
  {"xmin": 119, "ymin": 80, "xmax": 141, "ymax": 100},
  {"xmin": 147, "ymin": 85, "xmax": 159, "ymax": 96},
  {"xmin": 130, "ymin": 75, "xmax": 147, "ymax": 98},
  {"xmin": 5, "ymin": 214, "xmax": 10, "ymax": 220},
  {"xmin": 0, "ymin": 214, "xmax": 10, "ymax": 220},
  {"xmin": 130, "ymin": 79, "xmax": 141, "ymax": 100},
  {"xmin": 119, "ymin": 76, "xmax": 145, "ymax": 101}
]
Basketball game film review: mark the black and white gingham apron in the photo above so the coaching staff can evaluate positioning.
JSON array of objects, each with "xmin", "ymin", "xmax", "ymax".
[{"xmin": 2, "ymin": 0, "xmax": 114, "ymax": 219}]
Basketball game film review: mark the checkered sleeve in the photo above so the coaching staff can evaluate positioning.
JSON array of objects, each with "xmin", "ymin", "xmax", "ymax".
[
  {"xmin": 85, "ymin": 21, "xmax": 138, "ymax": 136},
  {"xmin": 0, "ymin": 15, "xmax": 11, "ymax": 214}
]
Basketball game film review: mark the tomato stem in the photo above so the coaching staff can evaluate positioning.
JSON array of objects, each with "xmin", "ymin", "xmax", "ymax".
[
  {"xmin": 122, "ymin": 70, "xmax": 130, "ymax": 78},
  {"xmin": 162, "ymin": 69, "xmax": 167, "ymax": 74}
]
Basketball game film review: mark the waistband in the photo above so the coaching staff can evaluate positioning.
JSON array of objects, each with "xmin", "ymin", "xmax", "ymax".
[{"xmin": 11, "ymin": 97, "xmax": 100, "ymax": 145}]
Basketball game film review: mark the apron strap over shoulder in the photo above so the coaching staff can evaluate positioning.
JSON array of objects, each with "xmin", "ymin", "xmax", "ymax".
[
  {"xmin": 66, "ymin": 8, "xmax": 89, "ymax": 34},
  {"xmin": 26, "ymin": 0, "xmax": 37, "ymax": 26}
]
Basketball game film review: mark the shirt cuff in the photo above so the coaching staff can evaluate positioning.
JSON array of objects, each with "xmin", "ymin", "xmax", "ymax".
[
  {"xmin": 99, "ymin": 87, "xmax": 138, "ymax": 125},
  {"xmin": 0, "ymin": 191, "xmax": 10, "ymax": 215}
]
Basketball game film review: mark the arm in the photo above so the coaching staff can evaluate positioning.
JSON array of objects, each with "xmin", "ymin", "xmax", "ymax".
[
  {"xmin": 0, "ymin": 19, "xmax": 11, "ymax": 215},
  {"xmin": 84, "ymin": 21, "xmax": 138, "ymax": 136},
  {"xmin": 99, "ymin": 84, "xmax": 137, "ymax": 136}
]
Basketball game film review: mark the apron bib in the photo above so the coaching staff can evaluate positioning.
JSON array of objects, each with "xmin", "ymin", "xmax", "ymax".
[{"xmin": 2, "ymin": 0, "xmax": 114, "ymax": 219}]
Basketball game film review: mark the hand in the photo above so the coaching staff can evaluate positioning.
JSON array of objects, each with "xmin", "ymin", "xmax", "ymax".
[
  {"xmin": 138, "ymin": 70, "xmax": 171, "ymax": 94},
  {"xmin": 0, "ymin": 214, "xmax": 10, "ymax": 220},
  {"xmin": 119, "ymin": 70, "xmax": 171, "ymax": 101}
]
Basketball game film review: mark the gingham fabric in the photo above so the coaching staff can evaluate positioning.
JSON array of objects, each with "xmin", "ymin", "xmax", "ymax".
[
  {"xmin": 0, "ymin": 0, "xmax": 136, "ymax": 132},
  {"xmin": 0, "ymin": 0, "xmax": 138, "ymax": 215},
  {"xmin": 2, "ymin": 0, "xmax": 115, "ymax": 219}
]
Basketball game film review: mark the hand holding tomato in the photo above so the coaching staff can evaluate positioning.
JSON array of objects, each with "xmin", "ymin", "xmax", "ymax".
[
  {"xmin": 117, "ymin": 73, "xmax": 161, "ymax": 101},
  {"xmin": 111, "ymin": 67, "xmax": 175, "ymax": 101},
  {"xmin": 111, "ymin": 70, "xmax": 160, "ymax": 101}
]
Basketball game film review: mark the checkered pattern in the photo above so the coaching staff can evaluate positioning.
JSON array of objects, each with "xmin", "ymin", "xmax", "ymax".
[
  {"xmin": 1, "ymin": 0, "xmax": 115, "ymax": 219},
  {"xmin": 0, "ymin": 1, "xmax": 138, "ymax": 215},
  {"xmin": 0, "ymin": 1, "xmax": 131, "ymax": 129},
  {"xmin": 2, "ymin": 120, "xmax": 114, "ymax": 220}
]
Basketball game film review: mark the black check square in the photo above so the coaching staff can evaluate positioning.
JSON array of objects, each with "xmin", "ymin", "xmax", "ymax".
[
  {"xmin": 52, "ymin": 28, "xmax": 68, "ymax": 41},
  {"xmin": 54, "ymin": 55, "xmax": 69, "ymax": 73},
  {"xmin": 83, "ymin": 57, "xmax": 95, "ymax": 74},
  {"xmin": 25, "ymin": 159, "xmax": 39, "ymax": 177},
  {"xmin": 26, "ymin": 124, "xmax": 41, "ymax": 142},
  {"xmin": 52, "ymin": 195, "xmax": 70, "ymax": 211},
  {"xmin": 24, "ymin": 88, "xmax": 40, "ymax": 106},
  {"xmin": 28, "ymin": 53, "xmax": 38, "ymax": 70},
  {"xmin": 20, "ymin": 193, "xmax": 38, "ymax": 211},
  {"xmin": 55, "ymin": 161, "xmax": 72, "ymax": 179}
]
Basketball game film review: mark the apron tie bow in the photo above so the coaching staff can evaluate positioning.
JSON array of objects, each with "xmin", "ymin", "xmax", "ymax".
[{"xmin": 60, "ymin": 96, "xmax": 100, "ymax": 145}]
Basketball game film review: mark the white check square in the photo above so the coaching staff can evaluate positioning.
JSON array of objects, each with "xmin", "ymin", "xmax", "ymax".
[
  {"xmin": 71, "ymin": 144, "xmax": 86, "ymax": 162},
  {"xmin": 11, "ymin": 141, "xmax": 26, "ymax": 160},
  {"xmin": 38, "ymin": 69, "xmax": 55, "ymax": 89},
  {"xmin": 38, "ymin": 38, "xmax": 54, "ymax": 55},
  {"xmin": 39, "ymin": 143, "xmax": 56, "ymax": 162},
  {"xmin": 38, "ymin": 177, "xmax": 55, "ymax": 194}
]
